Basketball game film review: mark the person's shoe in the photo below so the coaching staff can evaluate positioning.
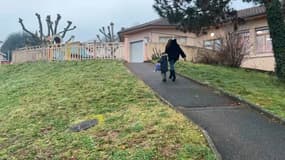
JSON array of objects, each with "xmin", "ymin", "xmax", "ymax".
[
  {"xmin": 162, "ymin": 78, "xmax": 167, "ymax": 82},
  {"xmin": 169, "ymin": 71, "xmax": 173, "ymax": 79},
  {"xmin": 172, "ymin": 71, "xmax": 176, "ymax": 82}
]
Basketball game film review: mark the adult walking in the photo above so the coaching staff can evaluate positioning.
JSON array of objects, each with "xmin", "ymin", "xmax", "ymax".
[{"xmin": 165, "ymin": 39, "xmax": 186, "ymax": 82}]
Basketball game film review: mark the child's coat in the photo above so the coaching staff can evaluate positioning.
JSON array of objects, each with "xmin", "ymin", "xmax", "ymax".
[{"xmin": 158, "ymin": 53, "xmax": 168, "ymax": 73}]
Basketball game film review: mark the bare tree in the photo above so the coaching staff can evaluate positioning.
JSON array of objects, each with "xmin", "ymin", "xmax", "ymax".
[
  {"xmin": 96, "ymin": 22, "xmax": 119, "ymax": 57},
  {"xmin": 219, "ymin": 32, "xmax": 250, "ymax": 67},
  {"xmin": 96, "ymin": 22, "xmax": 118, "ymax": 42},
  {"xmin": 19, "ymin": 13, "xmax": 76, "ymax": 45}
]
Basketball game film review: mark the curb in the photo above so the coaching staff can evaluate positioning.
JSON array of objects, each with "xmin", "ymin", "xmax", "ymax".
[
  {"xmin": 124, "ymin": 62, "xmax": 222, "ymax": 160},
  {"xmin": 175, "ymin": 69, "xmax": 285, "ymax": 126}
]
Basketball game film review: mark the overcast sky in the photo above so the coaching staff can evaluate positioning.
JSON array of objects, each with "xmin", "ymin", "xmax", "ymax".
[{"xmin": 0, "ymin": 0, "xmax": 255, "ymax": 42}]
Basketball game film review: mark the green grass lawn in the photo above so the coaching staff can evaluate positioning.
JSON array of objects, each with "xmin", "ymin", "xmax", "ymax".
[
  {"xmin": 176, "ymin": 62, "xmax": 285, "ymax": 119},
  {"xmin": 0, "ymin": 61, "xmax": 215, "ymax": 160}
]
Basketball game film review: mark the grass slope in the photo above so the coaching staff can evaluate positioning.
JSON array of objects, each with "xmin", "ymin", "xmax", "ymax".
[
  {"xmin": 0, "ymin": 61, "xmax": 215, "ymax": 160},
  {"xmin": 176, "ymin": 62, "xmax": 285, "ymax": 119}
]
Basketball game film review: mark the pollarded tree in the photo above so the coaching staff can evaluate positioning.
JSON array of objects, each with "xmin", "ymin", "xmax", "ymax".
[
  {"xmin": 96, "ymin": 22, "xmax": 118, "ymax": 42},
  {"xmin": 96, "ymin": 22, "xmax": 119, "ymax": 57},
  {"xmin": 153, "ymin": 0, "xmax": 285, "ymax": 79},
  {"xmin": 19, "ymin": 13, "xmax": 76, "ymax": 45}
]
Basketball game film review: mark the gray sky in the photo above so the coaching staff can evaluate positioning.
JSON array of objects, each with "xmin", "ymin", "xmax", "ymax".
[{"xmin": 0, "ymin": 0, "xmax": 255, "ymax": 42}]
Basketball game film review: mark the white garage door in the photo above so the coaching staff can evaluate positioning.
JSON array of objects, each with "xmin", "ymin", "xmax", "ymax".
[{"xmin": 130, "ymin": 40, "xmax": 144, "ymax": 63}]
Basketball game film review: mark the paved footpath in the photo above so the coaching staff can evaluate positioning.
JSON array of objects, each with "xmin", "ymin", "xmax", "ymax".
[{"xmin": 127, "ymin": 63, "xmax": 285, "ymax": 160}]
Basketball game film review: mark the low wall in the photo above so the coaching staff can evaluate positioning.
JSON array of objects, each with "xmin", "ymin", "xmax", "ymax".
[
  {"xmin": 12, "ymin": 48, "xmax": 48, "ymax": 64},
  {"xmin": 242, "ymin": 54, "xmax": 275, "ymax": 71}
]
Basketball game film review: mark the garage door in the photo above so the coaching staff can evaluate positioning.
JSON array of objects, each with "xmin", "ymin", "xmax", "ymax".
[{"xmin": 130, "ymin": 41, "xmax": 144, "ymax": 63}]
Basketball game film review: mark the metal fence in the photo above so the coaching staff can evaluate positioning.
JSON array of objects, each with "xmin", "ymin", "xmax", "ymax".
[{"xmin": 12, "ymin": 42, "xmax": 124, "ymax": 64}]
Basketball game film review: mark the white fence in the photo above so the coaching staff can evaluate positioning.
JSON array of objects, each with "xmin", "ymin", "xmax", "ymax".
[{"xmin": 12, "ymin": 42, "xmax": 124, "ymax": 64}]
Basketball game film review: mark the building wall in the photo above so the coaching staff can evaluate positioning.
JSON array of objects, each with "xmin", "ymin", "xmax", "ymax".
[
  {"xmin": 123, "ymin": 30, "xmax": 151, "ymax": 62},
  {"xmin": 242, "ymin": 54, "xmax": 275, "ymax": 71},
  {"xmin": 196, "ymin": 16, "xmax": 270, "ymax": 54},
  {"xmin": 239, "ymin": 17, "xmax": 275, "ymax": 71},
  {"xmin": 194, "ymin": 16, "xmax": 275, "ymax": 71},
  {"xmin": 148, "ymin": 28, "xmax": 196, "ymax": 46},
  {"xmin": 145, "ymin": 42, "xmax": 214, "ymax": 62},
  {"xmin": 123, "ymin": 28, "xmax": 197, "ymax": 62}
]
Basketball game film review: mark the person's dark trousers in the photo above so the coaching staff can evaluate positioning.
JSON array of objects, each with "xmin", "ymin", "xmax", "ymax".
[{"xmin": 169, "ymin": 59, "xmax": 176, "ymax": 82}]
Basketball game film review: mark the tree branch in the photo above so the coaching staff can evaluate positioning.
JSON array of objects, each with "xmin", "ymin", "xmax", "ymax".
[
  {"xmin": 96, "ymin": 35, "xmax": 102, "ymax": 42},
  {"xmin": 107, "ymin": 26, "xmax": 112, "ymax": 42},
  {"xmin": 46, "ymin": 16, "xmax": 51, "ymax": 36},
  {"xmin": 110, "ymin": 22, "xmax": 114, "ymax": 42},
  {"xmin": 61, "ymin": 21, "xmax": 72, "ymax": 38},
  {"xmin": 54, "ymin": 14, "xmax": 61, "ymax": 34},
  {"xmin": 35, "ymin": 13, "xmax": 43, "ymax": 41},
  {"xmin": 66, "ymin": 35, "xmax": 75, "ymax": 43},
  {"xmin": 58, "ymin": 26, "xmax": 76, "ymax": 35},
  {"xmin": 18, "ymin": 18, "xmax": 39, "ymax": 40},
  {"xmin": 46, "ymin": 15, "xmax": 54, "ymax": 36},
  {"xmin": 99, "ymin": 27, "xmax": 109, "ymax": 40},
  {"xmin": 50, "ymin": 22, "xmax": 54, "ymax": 35}
]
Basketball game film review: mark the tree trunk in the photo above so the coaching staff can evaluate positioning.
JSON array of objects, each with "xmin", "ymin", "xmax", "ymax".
[{"xmin": 265, "ymin": 0, "xmax": 285, "ymax": 79}]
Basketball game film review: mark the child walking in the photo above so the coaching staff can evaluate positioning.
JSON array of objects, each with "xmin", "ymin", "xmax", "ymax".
[{"xmin": 158, "ymin": 53, "xmax": 168, "ymax": 82}]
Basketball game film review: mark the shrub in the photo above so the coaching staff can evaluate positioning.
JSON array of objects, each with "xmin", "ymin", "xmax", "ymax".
[
  {"xmin": 196, "ymin": 32, "xmax": 249, "ymax": 67},
  {"xmin": 151, "ymin": 47, "xmax": 162, "ymax": 60},
  {"xmin": 218, "ymin": 32, "xmax": 249, "ymax": 67},
  {"xmin": 196, "ymin": 48, "xmax": 220, "ymax": 65}
]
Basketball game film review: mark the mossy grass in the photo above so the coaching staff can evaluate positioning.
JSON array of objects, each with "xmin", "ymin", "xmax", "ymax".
[{"xmin": 0, "ymin": 60, "xmax": 215, "ymax": 159}]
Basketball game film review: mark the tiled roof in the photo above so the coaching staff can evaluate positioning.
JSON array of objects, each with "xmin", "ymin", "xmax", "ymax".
[
  {"xmin": 237, "ymin": 6, "xmax": 266, "ymax": 18},
  {"xmin": 120, "ymin": 5, "xmax": 266, "ymax": 34}
]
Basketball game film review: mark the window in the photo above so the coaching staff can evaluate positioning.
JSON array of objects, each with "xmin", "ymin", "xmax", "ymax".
[
  {"xmin": 159, "ymin": 36, "xmax": 187, "ymax": 44},
  {"xmin": 144, "ymin": 37, "xmax": 150, "ymax": 43},
  {"xmin": 204, "ymin": 40, "xmax": 213, "ymax": 49},
  {"xmin": 178, "ymin": 37, "xmax": 187, "ymax": 44},
  {"xmin": 159, "ymin": 36, "xmax": 171, "ymax": 43},
  {"xmin": 255, "ymin": 28, "xmax": 272, "ymax": 53},
  {"xmin": 203, "ymin": 39, "xmax": 222, "ymax": 51}
]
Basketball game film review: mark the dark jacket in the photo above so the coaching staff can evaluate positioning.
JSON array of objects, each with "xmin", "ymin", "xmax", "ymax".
[
  {"xmin": 165, "ymin": 39, "xmax": 186, "ymax": 62},
  {"xmin": 158, "ymin": 53, "xmax": 168, "ymax": 73}
]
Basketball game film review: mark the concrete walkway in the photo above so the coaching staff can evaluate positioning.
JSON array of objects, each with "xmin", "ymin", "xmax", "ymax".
[{"xmin": 127, "ymin": 63, "xmax": 285, "ymax": 160}]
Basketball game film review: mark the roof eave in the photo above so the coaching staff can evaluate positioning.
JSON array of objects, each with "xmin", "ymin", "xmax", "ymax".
[{"xmin": 118, "ymin": 25, "xmax": 177, "ymax": 39}]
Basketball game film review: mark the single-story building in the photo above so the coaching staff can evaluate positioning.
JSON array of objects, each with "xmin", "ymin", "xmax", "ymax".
[{"xmin": 119, "ymin": 6, "xmax": 275, "ymax": 71}]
